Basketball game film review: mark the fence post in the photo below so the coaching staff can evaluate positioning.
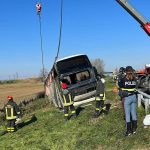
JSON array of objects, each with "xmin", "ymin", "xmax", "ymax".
[
  {"xmin": 138, "ymin": 94, "xmax": 142, "ymax": 107},
  {"xmin": 144, "ymin": 98, "xmax": 149, "ymax": 114}
]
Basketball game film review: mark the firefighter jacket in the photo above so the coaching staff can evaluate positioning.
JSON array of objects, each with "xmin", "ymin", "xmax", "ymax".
[
  {"xmin": 62, "ymin": 89, "xmax": 74, "ymax": 106},
  {"xmin": 96, "ymin": 78, "xmax": 105, "ymax": 101},
  {"xmin": 3, "ymin": 101, "xmax": 20, "ymax": 120},
  {"xmin": 118, "ymin": 76, "xmax": 137, "ymax": 97}
]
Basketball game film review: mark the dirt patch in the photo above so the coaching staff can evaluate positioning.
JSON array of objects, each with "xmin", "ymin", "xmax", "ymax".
[{"xmin": 0, "ymin": 78, "xmax": 44, "ymax": 107}]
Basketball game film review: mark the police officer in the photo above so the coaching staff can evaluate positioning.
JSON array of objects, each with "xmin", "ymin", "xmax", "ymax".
[
  {"xmin": 117, "ymin": 67, "xmax": 126, "ymax": 118},
  {"xmin": 116, "ymin": 67, "xmax": 125, "ymax": 86},
  {"xmin": 61, "ymin": 79, "xmax": 76, "ymax": 121},
  {"xmin": 2, "ymin": 96, "xmax": 21, "ymax": 132},
  {"xmin": 118, "ymin": 66, "xmax": 137, "ymax": 136},
  {"xmin": 93, "ymin": 74, "xmax": 110, "ymax": 118}
]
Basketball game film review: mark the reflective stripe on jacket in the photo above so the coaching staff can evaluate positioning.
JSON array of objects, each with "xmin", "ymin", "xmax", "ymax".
[
  {"xmin": 63, "ymin": 94, "xmax": 74, "ymax": 106},
  {"xmin": 5, "ymin": 105, "xmax": 17, "ymax": 120},
  {"xmin": 96, "ymin": 93, "xmax": 106, "ymax": 101},
  {"xmin": 4, "ymin": 100, "xmax": 20, "ymax": 120},
  {"xmin": 121, "ymin": 88, "xmax": 136, "ymax": 92}
]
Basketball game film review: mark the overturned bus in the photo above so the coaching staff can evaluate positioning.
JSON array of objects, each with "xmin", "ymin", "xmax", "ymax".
[{"xmin": 45, "ymin": 54, "xmax": 97, "ymax": 108}]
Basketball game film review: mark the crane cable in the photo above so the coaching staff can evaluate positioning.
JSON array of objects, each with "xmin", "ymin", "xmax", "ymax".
[
  {"xmin": 36, "ymin": 1, "xmax": 45, "ymax": 81},
  {"xmin": 36, "ymin": 0, "xmax": 63, "ymax": 81},
  {"xmin": 54, "ymin": 0, "xmax": 64, "ymax": 63}
]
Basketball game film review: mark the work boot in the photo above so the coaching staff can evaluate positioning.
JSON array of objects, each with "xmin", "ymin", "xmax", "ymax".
[
  {"xmin": 64, "ymin": 116, "xmax": 69, "ymax": 121},
  {"xmin": 132, "ymin": 120, "xmax": 137, "ymax": 134},
  {"xmin": 125, "ymin": 122, "xmax": 132, "ymax": 136},
  {"xmin": 105, "ymin": 104, "xmax": 111, "ymax": 113}
]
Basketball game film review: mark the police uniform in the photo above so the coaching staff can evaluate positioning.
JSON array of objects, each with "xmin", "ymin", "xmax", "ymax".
[
  {"xmin": 117, "ymin": 67, "xmax": 126, "ymax": 117},
  {"xmin": 3, "ymin": 96, "xmax": 21, "ymax": 132},
  {"xmin": 118, "ymin": 66, "xmax": 137, "ymax": 136},
  {"xmin": 61, "ymin": 82, "xmax": 76, "ymax": 121}
]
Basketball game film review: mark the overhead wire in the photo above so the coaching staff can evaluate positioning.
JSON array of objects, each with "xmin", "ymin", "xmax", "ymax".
[
  {"xmin": 36, "ymin": 1, "xmax": 45, "ymax": 81},
  {"xmin": 36, "ymin": 0, "xmax": 64, "ymax": 79},
  {"xmin": 54, "ymin": 0, "xmax": 64, "ymax": 63}
]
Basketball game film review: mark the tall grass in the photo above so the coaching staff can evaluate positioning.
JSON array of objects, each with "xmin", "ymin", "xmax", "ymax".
[
  {"xmin": 0, "ymin": 78, "xmax": 149, "ymax": 150},
  {"xmin": 0, "ymin": 94, "xmax": 149, "ymax": 149}
]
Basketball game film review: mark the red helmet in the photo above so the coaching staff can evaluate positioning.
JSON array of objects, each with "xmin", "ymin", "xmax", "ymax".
[
  {"xmin": 61, "ymin": 82, "xmax": 67, "ymax": 89},
  {"xmin": 7, "ymin": 96, "xmax": 13, "ymax": 100}
]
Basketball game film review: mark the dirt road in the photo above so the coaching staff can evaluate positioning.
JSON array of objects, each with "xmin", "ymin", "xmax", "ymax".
[{"xmin": 0, "ymin": 78, "xmax": 44, "ymax": 107}]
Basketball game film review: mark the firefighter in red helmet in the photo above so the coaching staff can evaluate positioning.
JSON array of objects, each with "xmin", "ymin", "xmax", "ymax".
[
  {"xmin": 61, "ymin": 79, "xmax": 76, "ymax": 121},
  {"xmin": 2, "ymin": 96, "xmax": 21, "ymax": 132}
]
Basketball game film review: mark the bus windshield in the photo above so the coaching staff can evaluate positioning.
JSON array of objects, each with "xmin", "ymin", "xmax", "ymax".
[{"xmin": 56, "ymin": 55, "xmax": 91, "ymax": 74}]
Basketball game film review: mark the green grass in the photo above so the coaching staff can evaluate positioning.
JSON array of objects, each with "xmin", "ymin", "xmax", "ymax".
[
  {"xmin": 105, "ymin": 76, "xmax": 116, "ymax": 90},
  {"xmin": 0, "ymin": 79, "xmax": 149, "ymax": 150}
]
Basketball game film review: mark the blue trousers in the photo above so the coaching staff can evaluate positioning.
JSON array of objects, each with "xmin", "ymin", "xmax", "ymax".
[{"xmin": 124, "ymin": 94, "xmax": 137, "ymax": 123}]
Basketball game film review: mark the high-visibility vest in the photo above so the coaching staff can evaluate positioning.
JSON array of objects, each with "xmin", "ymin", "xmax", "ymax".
[
  {"xmin": 96, "ymin": 93, "xmax": 106, "ymax": 101},
  {"xmin": 5, "ymin": 105, "xmax": 17, "ymax": 120},
  {"xmin": 63, "ymin": 94, "xmax": 73, "ymax": 106}
]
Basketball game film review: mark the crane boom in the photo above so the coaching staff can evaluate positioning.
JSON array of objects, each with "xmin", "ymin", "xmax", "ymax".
[{"xmin": 116, "ymin": 0, "xmax": 150, "ymax": 36}]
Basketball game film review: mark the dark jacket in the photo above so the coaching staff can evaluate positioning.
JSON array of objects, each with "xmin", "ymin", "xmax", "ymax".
[
  {"xmin": 3, "ymin": 100, "xmax": 20, "ymax": 120},
  {"xmin": 118, "ymin": 76, "xmax": 137, "ymax": 97},
  {"xmin": 96, "ymin": 78, "xmax": 105, "ymax": 100}
]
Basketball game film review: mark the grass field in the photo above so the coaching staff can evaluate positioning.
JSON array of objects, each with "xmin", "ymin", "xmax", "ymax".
[
  {"xmin": 0, "ymin": 95, "xmax": 149, "ymax": 150},
  {"xmin": 0, "ymin": 78, "xmax": 44, "ymax": 107},
  {"xmin": 0, "ymin": 77, "xmax": 149, "ymax": 149}
]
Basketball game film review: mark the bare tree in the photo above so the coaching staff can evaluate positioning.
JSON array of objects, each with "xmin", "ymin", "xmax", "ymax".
[
  {"xmin": 90, "ymin": 58, "xmax": 104, "ymax": 74},
  {"xmin": 39, "ymin": 68, "xmax": 48, "ymax": 81}
]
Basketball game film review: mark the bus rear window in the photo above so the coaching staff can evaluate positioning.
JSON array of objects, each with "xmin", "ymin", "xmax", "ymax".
[
  {"xmin": 63, "ymin": 70, "xmax": 90, "ymax": 85},
  {"xmin": 56, "ymin": 55, "xmax": 91, "ymax": 74}
]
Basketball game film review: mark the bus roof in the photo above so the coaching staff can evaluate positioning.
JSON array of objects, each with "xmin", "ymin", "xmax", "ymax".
[{"xmin": 56, "ymin": 54, "xmax": 86, "ymax": 62}]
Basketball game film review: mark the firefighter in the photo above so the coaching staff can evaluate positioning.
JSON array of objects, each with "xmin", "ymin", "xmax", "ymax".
[
  {"xmin": 2, "ymin": 96, "xmax": 21, "ymax": 133},
  {"xmin": 118, "ymin": 66, "xmax": 137, "ymax": 136},
  {"xmin": 61, "ymin": 79, "xmax": 76, "ymax": 121},
  {"xmin": 93, "ymin": 74, "xmax": 110, "ymax": 118}
]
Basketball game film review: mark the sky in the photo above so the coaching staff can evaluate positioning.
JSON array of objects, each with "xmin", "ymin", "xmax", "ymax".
[{"xmin": 0, "ymin": 0, "xmax": 150, "ymax": 80}]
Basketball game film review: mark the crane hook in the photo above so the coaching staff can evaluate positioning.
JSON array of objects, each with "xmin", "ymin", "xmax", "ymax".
[{"xmin": 36, "ymin": 3, "xmax": 42, "ymax": 14}]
